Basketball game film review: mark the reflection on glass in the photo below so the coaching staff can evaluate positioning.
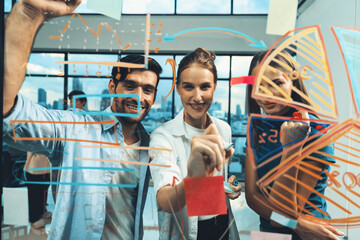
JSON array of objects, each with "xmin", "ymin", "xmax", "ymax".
[
  {"xmin": 177, "ymin": 0, "xmax": 231, "ymax": 14},
  {"xmin": 74, "ymin": 1, "xmax": 99, "ymax": 13},
  {"xmin": 231, "ymin": 84, "xmax": 247, "ymax": 135},
  {"xmin": 175, "ymin": 80, "xmax": 229, "ymax": 122},
  {"xmin": 229, "ymin": 136, "xmax": 246, "ymax": 180},
  {"xmin": 175, "ymin": 55, "xmax": 185, "ymax": 74},
  {"xmin": 27, "ymin": 53, "xmax": 64, "ymax": 76},
  {"xmin": 233, "ymin": 0, "xmax": 270, "ymax": 14},
  {"xmin": 5, "ymin": 0, "xmax": 11, "ymax": 12},
  {"xmin": 68, "ymin": 77, "xmax": 109, "ymax": 111},
  {"xmin": 143, "ymin": 79, "xmax": 174, "ymax": 133},
  {"xmin": 211, "ymin": 81, "xmax": 229, "ymax": 121},
  {"xmin": 230, "ymin": 56, "xmax": 251, "ymax": 135},
  {"xmin": 123, "ymin": 0, "xmax": 175, "ymax": 14},
  {"xmin": 148, "ymin": 55, "xmax": 175, "ymax": 78},
  {"xmin": 231, "ymin": 56, "xmax": 252, "ymax": 77},
  {"xmin": 68, "ymin": 54, "xmax": 118, "ymax": 77},
  {"xmin": 20, "ymin": 77, "xmax": 64, "ymax": 110},
  {"xmin": 215, "ymin": 56, "xmax": 230, "ymax": 78}
]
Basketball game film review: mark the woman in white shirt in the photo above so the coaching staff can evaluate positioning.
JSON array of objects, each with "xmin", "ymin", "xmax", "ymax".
[{"xmin": 149, "ymin": 48, "xmax": 241, "ymax": 240}]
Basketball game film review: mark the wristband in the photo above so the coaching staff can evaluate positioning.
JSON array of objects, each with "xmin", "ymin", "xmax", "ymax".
[{"xmin": 270, "ymin": 211, "xmax": 298, "ymax": 229}]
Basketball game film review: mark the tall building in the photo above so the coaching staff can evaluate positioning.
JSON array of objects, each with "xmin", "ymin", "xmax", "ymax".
[
  {"xmin": 53, "ymin": 100, "xmax": 58, "ymax": 109},
  {"xmin": 57, "ymin": 98, "xmax": 64, "ymax": 110},
  {"xmin": 38, "ymin": 88, "xmax": 47, "ymax": 107},
  {"xmin": 100, "ymin": 89, "xmax": 111, "ymax": 111},
  {"xmin": 236, "ymin": 104, "xmax": 242, "ymax": 116},
  {"xmin": 161, "ymin": 96, "xmax": 167, "ymax": 110},
  {"xmin": 209, "ymin": 101, "xmax": 221, "ymax": 115},
  {"xmin": 166, "ymin": 101, "xmax": 172, "ymax": 113},
  {"xmin": 72, "ymin": 77, "xmax": 83, "ymax": 91}
]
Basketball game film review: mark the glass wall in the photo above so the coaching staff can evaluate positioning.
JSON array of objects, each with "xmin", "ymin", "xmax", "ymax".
[{"xmin": 23, "ymin": 52, "xmax": 252, "ymax": 180}]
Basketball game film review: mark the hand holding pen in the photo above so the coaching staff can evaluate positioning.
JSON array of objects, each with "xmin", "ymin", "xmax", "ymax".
[
  {"xmin": 224, "ymin": 176, "xmax": 242, "ymax": 200},
  {"xmin": 187, "ymin": 124, "xmax": 235, "ymax": 178}
]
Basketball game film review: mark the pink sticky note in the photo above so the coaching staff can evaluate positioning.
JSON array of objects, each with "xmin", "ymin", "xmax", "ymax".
[
  {"xmin": 184, "ymin": 176, "xmax": 227, "ymax": 217},
  {"xmin": 251, "ymin": 231, "xmax": 292, "ymax": 240}
]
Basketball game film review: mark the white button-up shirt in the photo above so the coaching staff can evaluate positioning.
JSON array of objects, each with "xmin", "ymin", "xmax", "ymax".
[{"xmin": 149, "ymin": 110, "xmax": 240, "ymax": 240}]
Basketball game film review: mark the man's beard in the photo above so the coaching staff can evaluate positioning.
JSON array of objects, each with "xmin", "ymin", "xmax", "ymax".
[{"xmin": 115, "ymin": 98, "xmax": 150, "ymax": 125}]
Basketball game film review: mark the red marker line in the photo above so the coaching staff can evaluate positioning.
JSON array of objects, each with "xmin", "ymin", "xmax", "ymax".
[{"xmin": 230, "ymin": 76, "xmax": 254, "ymax": 86}]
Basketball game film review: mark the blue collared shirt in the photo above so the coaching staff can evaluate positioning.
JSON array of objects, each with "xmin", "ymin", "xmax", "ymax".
[{"xmin": 3, "ymin": 94, "xmax": 151, "ymax": 240}]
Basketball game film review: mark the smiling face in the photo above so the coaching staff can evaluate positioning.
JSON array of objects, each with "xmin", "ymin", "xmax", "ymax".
[
  {"xmin": 109, "ymin": 70, "xmax": 157, "ymax": 125},
  {"xmin": 252, "ymin": 64, "xmax": 293, "ymax": 115},
  {"xmin": 177, "ymin": 64, "xmax": 216, "ymax": 127}
]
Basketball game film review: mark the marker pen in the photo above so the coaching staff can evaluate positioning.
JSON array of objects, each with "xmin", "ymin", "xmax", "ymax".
[{"xmin": 224, "ymin": 142, "xmax": 234, "ymax": 152}]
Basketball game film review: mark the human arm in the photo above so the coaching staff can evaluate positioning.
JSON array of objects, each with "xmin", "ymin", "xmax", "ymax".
[
  {"xmin": 269, "ymin": 111, "xmax": 330, "ymax": 217},
  {"xmin": 151, "ymin": 124, "xmax": 234, "ymax": 212},
  {"xmin": 245, "ymin": 146, "xmax": 343, "ymax": 239},
  {"xmin": 245, "ymin": 113, "xmax": 344, "ymax": 239},
  {"xmin": 3, "ymin": 93, "xmax": 79, "ymax": 157},
  {"xmin": 245, "ymin": 146, "xmax": 284, "ymax": 227},
  {"xmin": 223, "ymin": 124, "xmax": 242, "ymax": 200},
  {"xmin": 3, "ymin": 0, "xmax": 81, "ymax": 115}
]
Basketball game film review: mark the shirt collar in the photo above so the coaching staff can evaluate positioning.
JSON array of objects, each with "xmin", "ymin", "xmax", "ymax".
[
  {"xmin": 100, "ymin": 106, "xmax": 150, "ymax": 146},
  {"xmin": 100, "ymin": 106, "xmax": 120, "ymax": 131},
  {"xmin": 172, "ymin": 109, "xmax": 213, "ymax": 139}
]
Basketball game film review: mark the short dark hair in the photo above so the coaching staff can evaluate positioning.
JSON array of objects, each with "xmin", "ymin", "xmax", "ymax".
[
  {"xmin": 68, "ymin": 90, "xmax": 87, "ymax": 104},
  {"xmin": 111, "ymin": 55, "xmax": 163, "ymax": 89},
  {"xmin": 177, "ymin": 47, "xmax": 217, "ymax": 85}
]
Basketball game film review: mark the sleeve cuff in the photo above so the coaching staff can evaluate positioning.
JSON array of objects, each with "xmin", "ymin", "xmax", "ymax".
[{"xmin": 3, "ymin": 94, "xmax": 26, "ymax": 134}]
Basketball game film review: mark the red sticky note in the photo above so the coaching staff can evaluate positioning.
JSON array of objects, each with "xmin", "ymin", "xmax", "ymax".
[
  {"xmin": 230, "ymin": 76, "xmax": 255, "ymax": 86},
  {"xmin": 184, "ymin": 176, "xmax": 227, "ymax": 216}
]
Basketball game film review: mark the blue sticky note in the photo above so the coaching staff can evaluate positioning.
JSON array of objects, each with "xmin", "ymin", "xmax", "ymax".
[{"xmin": 87, "ymin": 0, "xmax": 123, "ymax": 21}]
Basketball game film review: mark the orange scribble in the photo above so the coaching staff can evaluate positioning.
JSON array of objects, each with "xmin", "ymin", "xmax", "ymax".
[
  {"xmin": 49, "ymin": 36, "xmax": 61, "ymax": 40},
  {"xmin": 56, "ymin": 61, "xmax": 145, "ymax": 69},
  {"xmin": 50, "ymin": 13, "xmax": 123, "ymax": 47},
  {"xmin": 267, "ymin": 185, "xmax": 314, "ymax": 216},
  {"xmin": 75, "ymin": 158, "xmax": 171, "ymax": 168},
  {"xmin": 177, "ymin": 30, "xmax": 255, "ymax": 44},
  {"xmin": 330, "ymin": 186, "xmax": 360, "ymax": 209},
  {"xmin": 123, "ymin": 43, "xmax": 131, "ymax": 51},
  {"xmin": 284, "ymin": 174, "xmax": 351, "ymax": 214},
  {"xmin": 79, "ymin": 145, "xmax": 172, "ymax": 152},
  {"xmin": 59, "ymin": 23, "xmax": 70, "ymax": 34},
  {"xmin": 154, "ymin": 58, "xmax": 176, "ymax": 104},
  {"xmin": 10, "ymin": 120, "xmax": 119, "ymax": 146}
]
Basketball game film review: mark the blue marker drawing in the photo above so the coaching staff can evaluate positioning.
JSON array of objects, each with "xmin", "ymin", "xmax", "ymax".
[
  {"xmin": 12, "ymin": 149, "xmax": 137, "ymax": 188},
  {"xmin": 72, "ymin": 94, "xmax": 141, "ymax": 117},
  {"xmin": 250, "ymin": 116, "xmax": 317, "ymax": 166},
  {"xmin": 24, "ymin": 166, "xmax": 136, "ymax": 188},
  {"xmin": 162, "ymin": 27, "xmax": 267, "ymax": 49}
]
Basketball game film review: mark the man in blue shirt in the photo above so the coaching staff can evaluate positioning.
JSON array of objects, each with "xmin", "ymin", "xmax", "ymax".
[
  {"xmin": 3, "ymin": 0, "xmax": 162, "ymax": 239},
  {"xmin": 68, "ymin": 90, "xmax": 87, "ymax": 110}
]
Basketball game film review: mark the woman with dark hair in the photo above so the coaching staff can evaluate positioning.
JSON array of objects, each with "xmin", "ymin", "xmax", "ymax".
[
  {"xmin": 245, "ymin": 50, "xmax": 344, "ymax": 240},
  {"xmin": 149, "ymin": 48, "xmax": 241, "ymax": 240}
]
